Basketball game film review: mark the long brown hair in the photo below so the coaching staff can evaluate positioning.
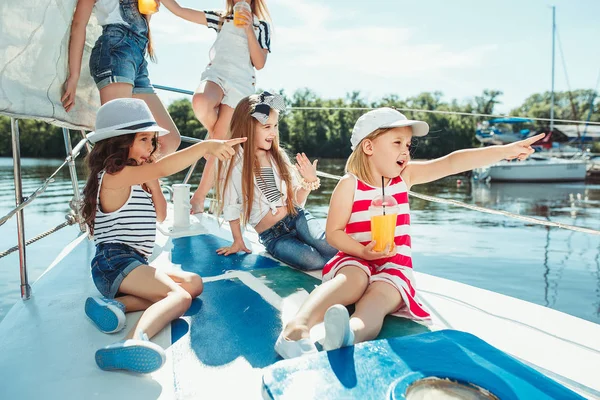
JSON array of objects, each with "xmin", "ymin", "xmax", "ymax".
[
  {"xmin": 345, "ymin": 128, "xmax": 393, "ymax": 186},
  {"xmin": 81, "ymin": 133, "xmax": 158, "ymax": 235},
  {"xmin": 145, "ymin": 14, "xmax": 156, "ymax": 62},
  {"xmin": 225, "ymin": 0, "xmax": 272, "ymax": 21},
  {"xmin": 216, "ymin": 95, "xmax": 296, "ymax": 226}
]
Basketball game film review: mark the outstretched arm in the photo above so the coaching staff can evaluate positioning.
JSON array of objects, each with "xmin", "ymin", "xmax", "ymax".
[
  {"xmin": 104, "ymin": 138, "xmax": 247, "ymax": 189},
  {"xmin": 62, "ymin": 0, "xmax": 95, "ymax": 112},
  {"xmin": 160, "ymin": 0, "xmax": 209, "ymax": 25},
  {"xmin": 403, "ymin": 133, "xmax": 545, "ymax": 188}
]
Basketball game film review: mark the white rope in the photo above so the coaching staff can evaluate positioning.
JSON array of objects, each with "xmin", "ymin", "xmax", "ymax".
[
  {"xmin": 288, "ymin": 106, "xmax": 600, "ymax": 126},
  {"xmin": 315, "ymin": 171, "xmax": 600, "ymax": 236},
  {"xmin": 0, "ymin": 220, "xmax": 74, "ymax": 259},
  {"xmin": 153, "ymin": 85, "xmax": 600, "ymax": 126}
]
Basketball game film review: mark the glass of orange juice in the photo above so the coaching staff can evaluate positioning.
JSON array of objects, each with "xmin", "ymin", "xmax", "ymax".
[
  {"xmin": 233, "ymin": 1, "xmax": 251, "ymax": 27},
  {"xmin": 369, "ymin": 195, "xmax": 398, "ymax": 252},
  {"xmin": 138, "ymin": 0, "xmax": 158, "ymax": 15}
]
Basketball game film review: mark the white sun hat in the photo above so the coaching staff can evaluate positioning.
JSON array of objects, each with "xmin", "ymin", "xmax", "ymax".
[
  {"xmin": 350, "ymin": 107, "xmax": 429, "ymax": 150},
  {"xmin": 86, "ymin": 98, "xmax": 169, "ymax": 144}
]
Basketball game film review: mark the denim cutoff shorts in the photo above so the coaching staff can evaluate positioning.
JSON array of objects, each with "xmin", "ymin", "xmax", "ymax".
[
  {"xmin": 91, "ymin": 242, "xmax": 147, "ymax": 298},
  {"xmin": 89, "ymin": 25, "xmax": 155, "ymax": 94}
]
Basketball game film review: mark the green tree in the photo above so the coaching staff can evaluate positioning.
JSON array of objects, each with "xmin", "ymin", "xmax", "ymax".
[{"xmin": 2, "ymin": 88, "xmax": 598, "ymax": 159}]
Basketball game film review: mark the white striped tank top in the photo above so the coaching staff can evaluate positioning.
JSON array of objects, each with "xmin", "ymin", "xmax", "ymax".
[{"xmin": 93, "ymin": 171, "xmax": 156, "ymax": 257}]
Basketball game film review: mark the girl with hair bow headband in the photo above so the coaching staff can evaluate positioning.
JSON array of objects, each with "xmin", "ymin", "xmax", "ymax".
[{"xmin": 215, "ymin": 92, "xmax": 338, "ymax": 273}]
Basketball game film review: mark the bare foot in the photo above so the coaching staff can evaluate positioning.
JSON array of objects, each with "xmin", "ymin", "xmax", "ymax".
[
  {"xmin": 283, "ymin": 321, "xmax": 311, "ymax": 342},
  {"xmin": 190, "ymin": 197, "xmax": 205, "ymax": 215}
]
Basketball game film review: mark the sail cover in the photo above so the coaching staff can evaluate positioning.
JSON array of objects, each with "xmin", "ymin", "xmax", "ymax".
[{"xmin": 0, "ymin": 0, "xmax": 101, "ymax": 129}]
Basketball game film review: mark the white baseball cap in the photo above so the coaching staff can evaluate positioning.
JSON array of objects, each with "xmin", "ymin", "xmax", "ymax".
[
  {"xmin": 350, "ymin": 107, "xmax": 429, "ymax": 151},
  {"xmin": 86, "ymin": 98, "xmax": 169, "ymax": 144}
]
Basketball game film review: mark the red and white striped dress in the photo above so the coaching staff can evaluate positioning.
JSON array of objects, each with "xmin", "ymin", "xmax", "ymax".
[{"xmin": 322, "ymin": 174, "xmax": 430, "ymax": 320}]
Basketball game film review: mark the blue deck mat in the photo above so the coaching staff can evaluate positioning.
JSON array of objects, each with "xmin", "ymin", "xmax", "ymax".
[
  {"xmin": 171, "ymin": 278, "xmax": 281, "ymax": 368},
  {"xmin": 262, "ymin": 330, "xmax": 584, "ymax": 400},
  {"xmin": 172, "ymin": 234, "xmax": 281, "ymax": 277}
]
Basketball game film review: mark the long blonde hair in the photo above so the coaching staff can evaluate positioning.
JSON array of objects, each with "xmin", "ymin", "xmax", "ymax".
[
  {"xmin": 345, "ymin": 128, "xmax": 393, "ymax": 186},
  {"xmin": 216, "ymin": 95, "xmax": 297, "ymax": 226},
  {"xmin": 225, "ymin": 0, "xmax": 272, "ymax": 21}
]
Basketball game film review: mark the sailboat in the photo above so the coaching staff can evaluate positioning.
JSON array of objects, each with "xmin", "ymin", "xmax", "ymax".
[
  {"xmin": 1, "ymin": 2, "xmax": 599, "ymax": 399},
  {"xmin": 472, "ymin": 7, "xmax": 589, "ymax": 183}
]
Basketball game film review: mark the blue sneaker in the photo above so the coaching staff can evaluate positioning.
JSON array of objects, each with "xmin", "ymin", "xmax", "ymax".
[
  {"xmin": 85, "ymin": 297, "xmax": 126, "ymax": 334},
  {"xmin": 95, "ymin": 336, "xmax": 166, "ymax": 374},
  {"xmin": 323, "ymin": 304, "xmax": 355, "ymax": 351}
]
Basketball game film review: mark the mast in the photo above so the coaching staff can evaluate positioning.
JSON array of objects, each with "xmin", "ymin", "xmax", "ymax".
[{"xmin": 550, "ymin": 5, "xmax": 556, "ymax": 133}]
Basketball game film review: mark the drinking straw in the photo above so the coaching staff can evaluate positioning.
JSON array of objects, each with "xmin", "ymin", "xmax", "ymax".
[{"xmin": 381, "ymin": 176, "xmax": 386, "ymax": 216}]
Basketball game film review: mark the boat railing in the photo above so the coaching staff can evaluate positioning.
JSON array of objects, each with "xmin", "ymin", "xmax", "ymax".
[
  {"xmin": 1, "ymin": 116, "xmax": 203, "ymax": 300},
  {"xmin": 3, "ymin": 84, "xmax": 600, "ymax": 301}
]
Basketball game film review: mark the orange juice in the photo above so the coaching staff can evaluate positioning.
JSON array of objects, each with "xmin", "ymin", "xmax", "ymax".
[
  {"xmin": 371, "ymin": 213, "xmax": 397, "ymax": 252},
  {"xmin": 138, "ymin": 0, "xmax": 158, "ymax": 15},
  {"xmin": 233, "ymin": 1, "xmax": 251, "ymax": 27}
]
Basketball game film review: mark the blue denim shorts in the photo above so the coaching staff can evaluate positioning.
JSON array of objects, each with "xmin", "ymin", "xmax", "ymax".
[
  {"xmin": 258, "ymin": 208, "xmax": 338, "ymax": 271},
  {"xmin": 91, "ymin": 242, "xmax": 147, "ymax": 298},
  {"xmin": 89, "ymin": 25, "xmax": 155, "ymax": 94}
]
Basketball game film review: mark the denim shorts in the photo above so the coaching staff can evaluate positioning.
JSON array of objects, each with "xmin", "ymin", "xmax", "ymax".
[
  {"xmin": 258, "ymin": 208, "xmax": 338, "ymax": 271},
  {"xmin": 91, "ymin": 242, "xmax": 148, "ymax": 298},
  {"xmin": 89, "ymin": 25, "xmax": 155, "ymax": 94}
]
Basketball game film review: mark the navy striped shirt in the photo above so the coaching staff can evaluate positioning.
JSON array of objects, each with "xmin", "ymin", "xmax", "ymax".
[
  {"xmin": 93, "ymin": 171, "xmax": 156, "ymax": 257},
  {"xmin": 256, "ymin": 167, "xmax": 282, "ymax": 203},
  {"xmin": 204, "ymin": 10, "xmax": 271, "ymax": 52}
]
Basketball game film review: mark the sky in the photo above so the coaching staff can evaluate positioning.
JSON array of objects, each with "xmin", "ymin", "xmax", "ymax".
[{"xmin": 147, "ymin": 0, "xmax": 600, "ymax": 113}]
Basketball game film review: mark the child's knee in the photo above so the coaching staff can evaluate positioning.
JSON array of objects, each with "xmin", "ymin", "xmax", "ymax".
[
  {"xmin": 189, "ymin": 274, "xmax": 203, "ymax": 297},
  {"xmin": 324, "ymin": 275, "xmax": 365, "ymax": 304},
  {"xmin": 172, "ymin": 288, "xmax": 193, "ymax": 314},
  {"xmin": 337, "ymin": 267, "xmax": 369, "ymax": 290},
  {"xmin": 192, "ymin": 94, "xmax": 215, "ymax": 118}
]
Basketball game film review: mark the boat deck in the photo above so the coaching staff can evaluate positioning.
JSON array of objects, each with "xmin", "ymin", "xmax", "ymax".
[{"xmin": 1, "ymin": 212, "xmax": 599, "ymax": 399}]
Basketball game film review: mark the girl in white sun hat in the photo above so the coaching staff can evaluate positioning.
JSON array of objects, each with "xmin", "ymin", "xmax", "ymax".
[
  {"xmin": 275, "ymin": 107, "xmax": 544, "ymax": 359},
  {"xmin": 81, "ymin": 98, "xmax": 246, "ymax": 373}
]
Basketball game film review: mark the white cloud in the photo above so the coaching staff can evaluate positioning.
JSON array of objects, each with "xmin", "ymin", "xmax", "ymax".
[
  {"xmin": 151, "ymin": 10, "xmax": 214, "ymax": 45},
  {"xmin": 268, "ymin": 0, "xmax": 333, "ymax": 27},
  {"xmin": 270, "ymin": 0, "xmax": 497, "ymax": 80},
  {"xmin": 149, "ymin": 0, "xmax": 499, "ymax": 105}
]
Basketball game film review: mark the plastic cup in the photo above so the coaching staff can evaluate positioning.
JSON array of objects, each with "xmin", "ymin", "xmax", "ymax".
[
  {"xmin": 369, "ymin": 195, "xmax": 398, "ymax": 252},
  {"xmin": 233, "ymin": 1, "xmax": 251, "ymax": 27},
  {"xmin": 138, "ymin": 0, "xmax": 158, "ymax": 15}
]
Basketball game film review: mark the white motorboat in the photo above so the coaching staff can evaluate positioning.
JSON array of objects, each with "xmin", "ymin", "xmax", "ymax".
[{"xmin": 473, "ymin": 156, "xmax": 588, "ymax": 182}]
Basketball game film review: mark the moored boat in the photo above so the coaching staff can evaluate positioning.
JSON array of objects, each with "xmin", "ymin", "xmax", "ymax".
[{"xmin": 473, "ymin": 156, "xmax": 588, "ymax": 182}]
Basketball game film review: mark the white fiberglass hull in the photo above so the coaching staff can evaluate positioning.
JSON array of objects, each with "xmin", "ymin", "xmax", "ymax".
[{"xmin": 480, "ymin": 159, "xmax": 588, "ymax": 182}]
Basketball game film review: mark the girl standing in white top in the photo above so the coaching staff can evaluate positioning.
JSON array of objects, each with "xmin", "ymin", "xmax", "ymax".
[
  {"xmin": 63, "ymin": 0, "xmax": 181, "ymax": 154},
  {"xmin": 160, "ymin": 0, "xmax": 272, "ymax": 213},
  {"xmin": 216, "ymin": 92, "xmax": 338, "ymax": 271}
]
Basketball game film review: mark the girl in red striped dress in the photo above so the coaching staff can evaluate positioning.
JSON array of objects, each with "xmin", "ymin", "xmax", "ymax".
[{"xmin": 275, "ymin": 107, "xmax": 544, "ymax": 359}]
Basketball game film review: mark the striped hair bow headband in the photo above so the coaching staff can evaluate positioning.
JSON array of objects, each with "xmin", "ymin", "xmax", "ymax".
[{"xmin": 251, "ymin": 91, "xmax": 286, "ymax": 124}]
